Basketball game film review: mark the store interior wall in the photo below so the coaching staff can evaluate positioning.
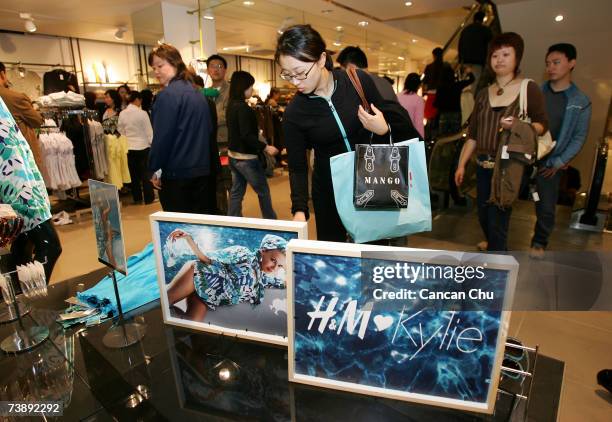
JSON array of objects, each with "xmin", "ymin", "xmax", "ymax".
[
  {"xmin": 498, "ymin": 0, "xmax": 612, "ymax": 196},
  {"xmin": 0, "ymin": 33, "xmax": 73, "ymax": 67}
]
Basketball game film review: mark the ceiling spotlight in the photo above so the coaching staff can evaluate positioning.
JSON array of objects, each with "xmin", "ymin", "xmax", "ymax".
[
  {"xmin": 398, "ymin": 56, "xmax": 405, "ymax": 61},
  {"xmin": 555, "ymin": 14, "xmax": 564, "ymax": 22},
  {"xmin": 203, "ymin": 8, "xmax": 215, "ymax": 20},
  {"xmin": 333, "ymin": 41, "xmax": 342, "ymax": 47},
  {"xmin": 335, "ymin": 26, "xmax": 344, "ymax": 31},
  {"xmin": 19, "ymin": 13, "xmax": 37, "ymax": 33},
  {"xmin": 243, "ymin": 1, "xmax": 255, "ymax": 5},
  {"xmin": 358, "ymin": 21, "xmax": 369, "ymax": 27},
  {"xmin": 405, "ymin": 1, "xmax": 413, "ymax": 6},
  {"xmin": 114, "ymin": 26, "xmax": 127, "ymax": 40},
  {"xmin": 411, "ymin": 38, "xmax": 417, "ymax": 43}
]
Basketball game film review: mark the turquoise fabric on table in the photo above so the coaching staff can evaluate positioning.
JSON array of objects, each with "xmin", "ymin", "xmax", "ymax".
[{"xmin": 77, "ymin": 243, "xmax": 159, "ymax": 318}]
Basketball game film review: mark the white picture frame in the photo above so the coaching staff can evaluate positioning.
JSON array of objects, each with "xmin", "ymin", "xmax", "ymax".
[
  {"xmin": 286, "ymin": 239, "xmax": 518, "ymax": 414},
  {"xmin": 151, "ymin": 212, "xmax": 308, "ymax": 346}
]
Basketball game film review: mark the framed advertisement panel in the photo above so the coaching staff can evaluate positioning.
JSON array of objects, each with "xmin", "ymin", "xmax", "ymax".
[
  {"xmin": 286, "ymin": 239, "xmax": 518, "ymax": 414},
  {"xmin": 89, "ymin": 180, "xmax": 127, "ymax": 275},
  {"xmin": 151, "ymin": 212, "xmax": 307, "ymax": 345}
]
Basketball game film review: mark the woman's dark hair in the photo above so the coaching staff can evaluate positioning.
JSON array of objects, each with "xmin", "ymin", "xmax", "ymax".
[
  {"xmin": 118, "ymin": 84, "xmax": 130, "ymax": 95},
  {"xmin": 84, "ymin": 91, "xmax": 97, "ymax": 110},
  {"xmin": 128, "ymin": 91, "xmax": 142, "ymax": 103},
  {"xmin": 229, "ymin": 71, "xmax": 255, "ymax": 101},
  {"xmin": 140, "ymin": 89, "xmax": 154, "ymax": 112},
  {"xmin": 487, "ymin": 32, "xmax": 524, "ymax": 75},
  {"xmin": 403, "ymin": 73, "xmax": 421, "ymax": 93},
  {"xmin": 275, "ymin": 24, "xmax": 333, "ymax": 70},
  {"xmin": 104, "ymin": 89, "xmax": 122, "ymax": 112},
  {"xmin": 148, "ymin": 43, "xmax": 191, "ymax": 82},
  {"xmin": 193, "ymin": 75, "xmax": 205, "ymax": 88}
]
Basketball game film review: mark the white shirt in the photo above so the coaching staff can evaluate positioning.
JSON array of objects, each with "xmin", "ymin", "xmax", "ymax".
[{"xmin": 117, "ymin": 104, "xmax": 153, "ymax": 150}]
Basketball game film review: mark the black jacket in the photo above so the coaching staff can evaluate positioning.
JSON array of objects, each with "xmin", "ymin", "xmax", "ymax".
[
  {"xmin": 283, "ymin": 68, "xmax": 421, "ymax": 218},
  {"xmin": 434, "ymin": 72, "xmax": 475, "ymax": 112},
  {"xmin": 149, "ymin": 79, "xmax": 212, "ymax": 179},
  {"xmin": 458, "ymin": 23, "xmax": 492, "ymax": 65},
  {"xmin": 227, "ymin": 100, "xmax": 265, "ymax": 155}
]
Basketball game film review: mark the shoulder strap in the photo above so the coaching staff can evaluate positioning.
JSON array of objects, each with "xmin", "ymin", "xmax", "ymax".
[
  {"xmin": 519, "ymin": 78, "xmax": 532, "ymax": 121},
  {"xmin": 346, "ymin": 68, "xmax": 372, "ymax": 113}
]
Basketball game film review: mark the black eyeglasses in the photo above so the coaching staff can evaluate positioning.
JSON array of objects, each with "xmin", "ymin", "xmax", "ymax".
[{"xmin": 280, "ymin": 62, "xmax": 316, "ymax": 81}]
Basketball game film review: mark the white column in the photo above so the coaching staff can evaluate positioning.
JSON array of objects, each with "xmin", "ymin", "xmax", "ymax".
[{"xmin": 159, "ymin": 2, "xmax": 217, "ymax": 62}]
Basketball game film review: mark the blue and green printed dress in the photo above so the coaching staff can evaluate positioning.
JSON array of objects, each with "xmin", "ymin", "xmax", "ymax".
[
  {"xmin": 0, "ymin": 97, "xmax": 51, "ymax": 232},
  {"xmin": 193, "ymin": 245, "xmax": 284, "ymax": 310}
]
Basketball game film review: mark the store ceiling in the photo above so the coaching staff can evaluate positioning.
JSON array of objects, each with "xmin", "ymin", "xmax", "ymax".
[{"xmin": 0, "ymin": 0, "xmax": 495, "ymax": 73}]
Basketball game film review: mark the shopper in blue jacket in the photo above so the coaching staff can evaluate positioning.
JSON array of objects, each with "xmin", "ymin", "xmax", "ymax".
[
  {"xmin": 531, "ymin": 43, "xmax": 591, "ymax": 258},
  {"xmin": 148, "ymin": 44, "xmax": 216, "ymax": 214}
]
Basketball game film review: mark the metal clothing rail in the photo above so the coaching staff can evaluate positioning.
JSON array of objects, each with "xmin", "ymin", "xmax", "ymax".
[{"xmin": 2, "ymin": 61, "xmax": 76, "ymax": 69}]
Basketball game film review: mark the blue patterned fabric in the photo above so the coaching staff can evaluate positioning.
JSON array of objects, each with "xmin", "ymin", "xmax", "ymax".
[
  {"xmin": 78, "ymin": 243, "xmax": 158, "ymax": 318},
  {"xmin": 193, "ymin": 235, "xmax": 287, "ymax": 309}
]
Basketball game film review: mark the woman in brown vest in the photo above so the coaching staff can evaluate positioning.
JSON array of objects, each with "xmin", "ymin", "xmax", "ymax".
[{"xmin": 454, "ymin": 33, "xmax": 548, "ymax": 251}]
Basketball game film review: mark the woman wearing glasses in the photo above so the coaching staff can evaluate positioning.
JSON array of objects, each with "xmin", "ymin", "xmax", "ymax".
[{"xmin": 275, "ymin": 25, "xmax": 421, "ymax": 242}]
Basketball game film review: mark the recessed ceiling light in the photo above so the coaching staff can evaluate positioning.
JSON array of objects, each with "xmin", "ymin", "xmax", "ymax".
[
  {"xmin": 243, "ymin": 1, "xmax": 255, "ymax": 5},
  {"xmin": 411, "ymin": 39, "xmax": 417, "ymax": 43},
  {"xmin": 398, "ymin": 56, "xmax": 405, "ymax": 60},
  {"xmin": 333, "ymin": 41, "xmax": 342, "ymax": 46},
  {"xmin": 358, "ymin": 21, "xmax": 369, "ymax": 27},
  {"xmin": 405, "ymin": 1, "xmax": 413, "ymax": 6},
  {"xmin": 335, "ymin": 26, "xmax": 343, "ymax": 31},
  {"xmin": 555, "ymin": 14, "xmax": 564, "ymax": 22}
]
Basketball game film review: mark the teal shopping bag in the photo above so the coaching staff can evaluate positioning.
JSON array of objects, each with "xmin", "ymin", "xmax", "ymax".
[{"xmin": 330, "ymin": 138, "xmax": 431, "ymax": 243}]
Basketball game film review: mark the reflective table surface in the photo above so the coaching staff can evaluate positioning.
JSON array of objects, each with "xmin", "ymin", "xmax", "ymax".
[{"xmin": 0, "ymin": 269, "xmax": 565, "ymax": 421}]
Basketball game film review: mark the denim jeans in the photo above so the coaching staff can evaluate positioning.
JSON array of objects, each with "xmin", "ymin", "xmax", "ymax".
[
  {"xmin": 476, "ymin": 165, "xmax": 512, "ymax": 251},
  {"xmin": 228, "ymin": 158, "xmax": 277, "ymax": 219},
  {"xmin": 531, "ymin": 169, "xmax": 562, "ymax": 248}
]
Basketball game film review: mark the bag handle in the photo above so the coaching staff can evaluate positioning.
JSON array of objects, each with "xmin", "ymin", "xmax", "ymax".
[
  {"xmin": 346, "ymin": 68, "xmax": 372, "ymax": 113},
  {"xmin": 518, "ymin": 78, "xmax": 532, "ymax": 122},
  {"xmin": 346, "ymin": 68, "xmax": 394, "ymax": 146}
]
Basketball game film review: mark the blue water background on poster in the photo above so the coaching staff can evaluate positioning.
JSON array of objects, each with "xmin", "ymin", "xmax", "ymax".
[
  {"xmin": 293, "ymin": 253, "xmax": 510, "ymax": 404},
  {"xmin": 158, "ymin": 222, "xmax": 296, "ymax": 283}
]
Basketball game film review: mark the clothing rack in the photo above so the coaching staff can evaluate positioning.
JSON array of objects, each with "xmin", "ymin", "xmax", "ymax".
[
  {"xmin": 3, "ymin": 61, "xmax": 76, "ymax": 69},
  {"xmin": 39, "ymin": 107, "xmax": 100, "ymax": 211}
]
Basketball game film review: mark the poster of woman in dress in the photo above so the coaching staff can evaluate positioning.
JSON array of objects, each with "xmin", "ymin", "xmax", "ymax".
[
  {"xmin": 151, "ymin": 212, "xmax": 307, "ymax": 345},
  {"xmin": 89, "ymin": 180, "xmax": 127, "ymax": 274}
]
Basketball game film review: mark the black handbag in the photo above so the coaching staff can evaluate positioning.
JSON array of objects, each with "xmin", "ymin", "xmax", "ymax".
[
  {"xmin": 353, "ymin": 134, "xmax": 409, "ymax": 208},
  {"xmin": 346, "ymin": 68, "xmax": 409, "ymax": 209}
]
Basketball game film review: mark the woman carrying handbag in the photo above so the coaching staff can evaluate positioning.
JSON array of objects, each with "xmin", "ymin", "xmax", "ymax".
[
  {"xmin": 454, "ymin": 33, "xmax": 548, "ymax": 251},
  {"xmin": 275, "ymin": 24, "xmax": 421, "ymax": 242}
]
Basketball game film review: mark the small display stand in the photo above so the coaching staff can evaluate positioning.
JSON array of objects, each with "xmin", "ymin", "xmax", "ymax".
[
  {"xmin": 88, "ymin": 180, "xmax": 145, "ymax": 349},
  {"xmin": 0, "ymin": 261, "xmax": 49, "ymax": 354},
  {"xmin": 101, "ymin": 269, "xmax": 146, "ymax": 349},
  {"xmin": 498, "ymin": 339, "xmax": 540, "ymax": 420}
]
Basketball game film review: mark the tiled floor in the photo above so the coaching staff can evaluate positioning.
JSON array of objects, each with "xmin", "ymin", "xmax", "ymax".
[{"xmin": 51, "ymin": 172, "xmax": 612, "ymax": 421}]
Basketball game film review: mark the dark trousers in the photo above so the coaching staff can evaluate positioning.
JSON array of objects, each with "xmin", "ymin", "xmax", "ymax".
[
  {"xmin": 159, "ymin": 175, "xmax": 217, "ymax": 214},
  {"xmin": 476, "ymin": 166, "xmax": 512, "ymax": 251},
  {"xmin": 531, "ymin": 170, "xmax": 562, "ymax": 248},
  {"xmin": 128, "ymin": 148, "xmax": 154, "ymax": 203},
  {"xmin": 216, "ymin": 165, "xmax": 232, "ymax": 215},
  {"xmin": 11, "ymin": 219, "xmax": 62, "ymax": 281},
  {"xmin": 312, "ymin": 170, "xmax": 348, "ymax": 242}
]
